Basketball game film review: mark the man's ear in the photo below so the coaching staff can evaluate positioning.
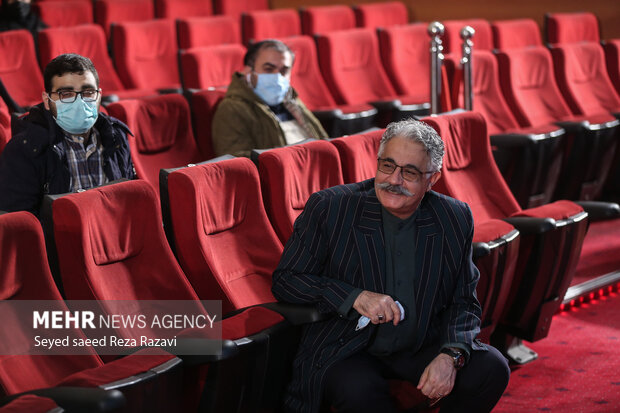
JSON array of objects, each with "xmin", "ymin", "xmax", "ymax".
[
  {"xmin": 428, "ymin": 171, "xmax": 442, "ymax": 190},
  {"xmin": 42, "ymin": 91, "xmax": 50, "ymax": 110},
  {"xmin": 242, "ymin": 65, "xmax": 252, "ymax": 75}
]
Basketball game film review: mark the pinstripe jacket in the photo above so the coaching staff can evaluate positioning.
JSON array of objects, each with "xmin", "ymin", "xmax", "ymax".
[{"xmin": 272, "ymin": 178, "xmax": 484, "ymax": 413}]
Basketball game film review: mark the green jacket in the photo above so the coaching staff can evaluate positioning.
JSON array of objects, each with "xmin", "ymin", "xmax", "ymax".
[{"xmin": 212, "ymin": 72, "xmax": 328, "ymax": 157}]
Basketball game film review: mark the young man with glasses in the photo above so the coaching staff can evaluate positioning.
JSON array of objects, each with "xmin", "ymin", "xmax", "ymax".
[
  {"xmin": 0, "ymin": 53, "xmax": 134, "ymax": 214},
  {"xmin": 272, "ymin": 119, "xmax": 510, "ymax": 413}
]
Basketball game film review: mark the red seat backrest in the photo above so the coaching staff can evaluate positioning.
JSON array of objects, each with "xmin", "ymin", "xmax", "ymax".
[
  {"xmin": 377, "ymin": 23, "xmax": 431, "ymax": 102},
  {"xmin": 495, "ymin": 46, "xmax": 574, "ymax": 127},
  {"xmin": 52, "ymin": 180, "xmax": 200, "ymax": 302},
  {"xmin": 34, "ymin": 0, "xmax": 93, "ymax": 28},
  {"xmin": 469, "ymin": 50, "xmax": 521, "ymax": 134},
  {"xmin": 0, "ymin": 100, "xmax": 10, "ymax": 154},
  {"xmin": 300, "ymin": 5, "xmax": 356, "ymax": 36},
  {"xmin": 0, "ymin": 30, "xmax": 44, "ymax": 108},
  {"xmin": 38, "ymin": 24, "xmax": 125, "ymax": 93},
  {"xmin": 189, "ymin": 89, "xmax": 227, "ymax": 160},
  {"xmin": 154, "ymin": 0, "xmax": 212, "ymax": 19},
  {"xmin": 214, "ymin": 0, "xmax": 268, "ymax": 19},
  {"xmin": 177, "ymin": 15, "xmax": 241, "ymax": 49},
  {"xmin": 95, "ymin": 0, "xmax": 155, "ymax": 39},
  {"xmin": 421, "ymin": 111, "xmax": 522, "ymax": 221},
  {"xmin": 492, "ymin": 18, "xmax": 542, "ymax": 50},
  {"xmin": 241, "ymin": 9, "xmax": 301, "ymax": 45},
  {"xmin": 0, "ymin": 211, "xmax": 102, "ymax": 395},
  {"xmin": 258, "ymin": 140, "xmax": 344, "ymax": 244},
  {"xmin": 284, "ymin": 35, "xmax": 337, "ymax": 111},
  {"xmin": 316, "ymin": 28, "xmax": 397, "ymax": 105},
  {"xmin": 106, "ymin": 94, "xmax": 202, "ymax": 191},
  {"xmin": 546, "ymin": 12, "xmax": 600, "ymax": 45},
  {"xmin": 442, "ymin": 18, "xmax": 493, "ymax": 54},
  {"xmin": 353, "ymin": 1, "xmax": 408, "ymax": 29},
  {"xmin": 111, "ymin": 19, "xmax": 179, "ymax": 90},
  {"xmin": 550, "ymin": 42, "xmax": 620, "ymax": 116},
  {"xmin": 168, "ymin": 158, "xmax": 283, "ymax": 313},
  {"xmin": 179, "ymin": 44, "xmax": 246, "ymax": 90},
  {"xmin": 603, "ymin": 39, "xmax": 620, "ymax": 95},
  {"xmin": 330, "ymin": 129, "xmax": 383, "ymax": 184}
]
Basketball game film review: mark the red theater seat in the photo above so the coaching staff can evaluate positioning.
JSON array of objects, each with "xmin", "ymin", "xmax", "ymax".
[
  {"xmin": 37, "ymin": 25, "xmax": 158, "ymax": 101},
  {"xmin": 353, "ymin": 1, "xmax": 408, "ymax": 29},
  {"xmin": 177, "ymin": 15, "xmax": 241, "ymax": 49},
  {"xmin": 46, "ymin": 179, "xmax": 289, "ymax": 412},
  {"xmin": 468, "ymin": 50, "xmax": 567, "ymax": 209},
  {"xmin": 0, "ymin": 211, "xmax": 184, "ymax": 411},
  {"xmin": 258, "ymin": 139, "xmax": 344, "ymax": 244},
  {"xmin": 33, "ymin": 0, "xmax": 93, "ymax": 28},
  {"xmin": 545, "ymin": 12, "xmax": 600, "ymax": 45},
  {"xmin": 95, "ymin": 0, "xmax": 155, "ymax": 39},
  {"xmin": 549, "ymin": 42, "xmax": 620, "ymax": 117},
  {"xmin": 179, "ymin": 44, "xmax": 245, "ymax": 91},
  {"xmin": 0, "ymin": 30, "xmax": 44, "ymax": 111},
  {"xmin": 316, "ymin": 28, "xmax": 429, "ymax": 126},
  {"xmin": 0, "ymin": 100, "xmax": 9, "ymax": 155},
  {"xmin": 330, "ymin": 129, "xmax": 383, "ymax": 184},
  {"xmin": 213, "ymin": 0, "xmax": 268, "ymax": 19},
  {"xmin": 492, "ymin": 18, "xmax": 542, "ymax": 50},
  {"xmin": 154, "ymin": 0, "xmax": 212, "ymax": 19},
  {"xmin": 284, "ymin": 35, "xmax": 377, "ymax": 137},
  {"xmin": 442, "ymin": 18, "xmax": 493, "ymax": 54},
  {"xmin": 187, "ymin": 89, "xmax": 227, "ymax": 160},
  {"xmin": 496, "ymin": 46, "xmax": 620, "ymax": 201},
  {"xmin": 106, "ymin": 94, "xmax": 203, "ymax": 192},
  {"xmin": 604, "ymin": 39, "xmax": 620, "ymax": 95},
  {"xmin": 111, "ymin": 19, "xmax": 180, "ymax": 91},
  {"xmin": 300, "ymin": 5, "xmax": 356, "ymax": 36},
  {"xmin": 241, "ymin": 9, "xmax": 301, "ymax": 45},
  {"xmin": 422, "ymin": 111, "xmax": 588, "ymax": 362},
  {"xmin": 166, "ymin": 157, "xmax": 283, "ymax": 313}
]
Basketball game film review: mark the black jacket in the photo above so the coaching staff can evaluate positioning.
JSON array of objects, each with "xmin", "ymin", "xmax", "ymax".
[{"xmin": 0, "ymin": 104, "xmax": 134, "ymax": 214}]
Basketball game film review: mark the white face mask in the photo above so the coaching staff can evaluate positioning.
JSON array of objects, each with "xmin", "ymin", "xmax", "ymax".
[
  {"xmin": 53, "ymin": 96, "xmax": 99, "ymax": 135},
  {"xmin": 251, "ymin": 73, "xmax": 290, "ymax": 106}
]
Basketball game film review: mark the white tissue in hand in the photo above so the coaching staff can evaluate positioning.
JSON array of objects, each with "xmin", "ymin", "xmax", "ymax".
[{"xmin": 355, "ymin": 301, "xmax": 405, "ymax": 331}]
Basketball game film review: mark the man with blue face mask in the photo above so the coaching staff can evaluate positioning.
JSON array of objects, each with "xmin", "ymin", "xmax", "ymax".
[
  {"xmin": 212, "ymin": 39, "xmax": 328, "ymax": 157},
  {"xmin": 0, "ymin": 54, "xmax": 135, "ymax": 214}
]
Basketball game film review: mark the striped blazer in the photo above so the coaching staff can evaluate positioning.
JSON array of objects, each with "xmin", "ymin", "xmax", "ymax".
[{"xmin": 272, "ymin": 178, "xmax": 484, "ymax": 413}]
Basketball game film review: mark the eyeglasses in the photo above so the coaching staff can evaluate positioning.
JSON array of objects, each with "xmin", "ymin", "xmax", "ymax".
[
  {"xmin": 377, "ymin": 158, "xmax": 435, "ymax": 183},
  {"xmin": 48, "ymin": 89, "xmax": 101, "ymax": 103}
]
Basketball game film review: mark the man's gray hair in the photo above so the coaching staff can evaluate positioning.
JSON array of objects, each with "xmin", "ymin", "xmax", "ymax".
[{"xmin": 378, "ymin": 119, "xmax": 444, "ymax": 171}]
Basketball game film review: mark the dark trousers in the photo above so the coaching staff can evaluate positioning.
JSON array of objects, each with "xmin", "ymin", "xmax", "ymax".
[{"xmin": 324, "ymin": 343, "xmax": 510, "ymax": 413}]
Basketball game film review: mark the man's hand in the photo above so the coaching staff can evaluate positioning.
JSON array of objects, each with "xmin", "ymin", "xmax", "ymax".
[
  {"xmin": 417, "ymin": 353, "xmax": 456, "ymax": 401},
  {"xmin": 352, "ymin": 290, "xmax": 401, "ymax": 325}
]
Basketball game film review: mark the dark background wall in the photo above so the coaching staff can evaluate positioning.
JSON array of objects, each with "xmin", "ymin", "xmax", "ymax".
[{"xmin": 271, "ymin": 0, "xmax": 620, "ymax": 41}]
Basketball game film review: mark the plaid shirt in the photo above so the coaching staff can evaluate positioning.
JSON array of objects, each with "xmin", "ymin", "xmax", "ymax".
[{"xmin": 63, "ymin": 128, "xmax": 108, "ymax": 192}]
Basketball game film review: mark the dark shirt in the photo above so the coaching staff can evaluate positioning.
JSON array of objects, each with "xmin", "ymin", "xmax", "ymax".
[
  {"xmin": 367, "ymin": 207, "xmax": 419, "ymax": 356},
  {"xmin": 269, "ymin": 102, "xmax": 294, "ymax": 122}
]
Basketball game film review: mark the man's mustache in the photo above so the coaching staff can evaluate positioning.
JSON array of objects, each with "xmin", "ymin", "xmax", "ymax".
[{"xmin": 377, "ymin": 182, "xmax": 414, "ymax": 197}]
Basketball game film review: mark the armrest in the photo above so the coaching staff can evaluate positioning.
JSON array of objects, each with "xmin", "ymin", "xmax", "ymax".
[
  {"xmin": 172, "ymin": 338, "xmax": 239, "ymax": 366},
  {"xmin": 369, "ymin": 99, "xmax": 402, "ymax": 112},
  {"xmin": 101, "ymin": 94, "xmax": 120, "ymax": 105},
  {"xmin": 312, "ymin": 109, "xmax": 344, "ymax": 122},
  {"xmin": 259, "ymin": 302, "xmax": 329, "ymax": 325},
  {"xmin": 554, "ymin": 120, "xmax": 589, "ymax": 133},
  {"xmin": 472, "ymin": 241, "xmax": 491, "ymax": 259},
  {"xmin": 157, "ymin": 88, "xmax": 183, "ymax": 95},
  {"xmin": 503, "ymin": 217, "xmax": 556, "ymax": 234},
  {"xmin": 574, "ymin": 201, "xmax": 620, "ymax": 221},
  {"xmin": 5, "ymin": 387, "xmax": 126, "ymax": 412},
  {"xmin": 490, "ymin": 132, "xmax": 543, "ymax": 148}
]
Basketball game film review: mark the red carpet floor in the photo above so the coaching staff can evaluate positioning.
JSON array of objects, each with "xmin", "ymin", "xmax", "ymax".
[{"xmin": 493, "ymin": 292, "xmax": 620, "ymax": 412}]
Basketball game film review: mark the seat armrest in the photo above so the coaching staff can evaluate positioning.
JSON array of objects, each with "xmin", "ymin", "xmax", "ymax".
[
  {"xmin": 4, "ymin": 387, "xmax": 126, "ymax": 412},
  {"xmin": 503, "ymin": 217, "xmax": 556, "ymax": 234},
  {"xmin": 490, "ymin": 132, "xmax": 546, "ymax": 147},
  {"xmin": 312, "ymin": 109, "xmax": 344, "ymax": 122},
  {"xmin": 172, "ymin": 338, "xmax": 239, "ymax": 365},
  {"xmin": 554, "ymin": 120, "xmax": 589, "ymax": 132},
  {"xmin": 157, "ymin": 88, "xmax": 183, "ymax": 95},
  {"xmin": 574, "ymin": 201, "xmax": 620, "ymax": 221},
  {"xmin": 472, "ymin": 241, "xmax": 491, "ymax": 258},
  {"xmin": 259, "ymin": 302, "xmax": 329, "ymax": 325},
  {"xmin": 369, "ymin": 99, "xmax": 402, "ymax": 112}
]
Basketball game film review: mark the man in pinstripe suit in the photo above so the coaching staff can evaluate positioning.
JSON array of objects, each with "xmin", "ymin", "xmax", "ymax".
[{"xmin": 272, "ymin": 119, "xmax": 510, "ymax": 413}]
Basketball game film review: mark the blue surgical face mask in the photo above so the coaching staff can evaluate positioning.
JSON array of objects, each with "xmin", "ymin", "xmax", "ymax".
[
  {"xmin": 253, "ymin": 73, "xmax": 290, "ymax": 106},
  {"xmin": 53, "ymin": 96, "xmax": 99, "ymax": 135}
]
